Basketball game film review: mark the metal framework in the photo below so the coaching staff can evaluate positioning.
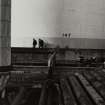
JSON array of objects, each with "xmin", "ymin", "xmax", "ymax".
[{"xmin": 0, "ymin": 48, "xmax": 105, "ymax": 105}]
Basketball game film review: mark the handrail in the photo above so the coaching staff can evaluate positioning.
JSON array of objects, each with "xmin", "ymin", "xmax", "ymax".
[
  {"xmin": 47, "ymin": 48, "xmax": 59, "ymax": 78},
  {"xmin": 39, "ymin": 48, "xmax": 60, "ymax": 105},
  {"xmin": 48, "ymin": 47, "xmax": 59, "ymax": 67},
  {"xmin": 48, "ymin": 52, "xmax": 56, "ymax": 67}
]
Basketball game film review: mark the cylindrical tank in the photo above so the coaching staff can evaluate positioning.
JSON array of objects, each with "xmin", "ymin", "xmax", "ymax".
[
  {"xmin": 11, "ymin": 0, "xmax": 105, "ymax": 48},
  {"xmin": 61, "ymin": 0, "xmax": 105, "ymax": 39},
  {"xmin": 0, "ymin": 0, "xmax": 11, "ymax": 66}
]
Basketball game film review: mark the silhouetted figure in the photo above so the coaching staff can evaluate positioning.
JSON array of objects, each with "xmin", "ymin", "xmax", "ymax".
[
  {"xmin": 69, "ymin": 33, "xmax": 71, "ymax": 37},
  {"xmin": 33, "ymin": 38, "xmax": 37, "ymax": 48},
  {"xmin": 65, "ymin": 33, "xmax": 67, "ymax": 37},
  {"xmin": 39, "ymin": 39, "xmax": 44, "ymax": 48}
]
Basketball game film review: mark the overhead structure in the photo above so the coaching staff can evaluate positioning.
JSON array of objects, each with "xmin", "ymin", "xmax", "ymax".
[{"xmin": 0, "ymin": 0, "xmax": 11, "ymax": 66}]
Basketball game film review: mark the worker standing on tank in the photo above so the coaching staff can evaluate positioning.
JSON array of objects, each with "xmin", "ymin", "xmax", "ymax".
[
  {"xmin": 39, "ymin": 39, "xmax": 44, "ymax": 48},
  {"xmin": 33, "ymin": 38, "xmax": 37, "ymax": 48}
]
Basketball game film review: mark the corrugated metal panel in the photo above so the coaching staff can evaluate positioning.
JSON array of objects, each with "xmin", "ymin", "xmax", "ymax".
[
  {"xmin": 0, "ymin": 21, "xmax": 11, "ymax": 36},
  {"xmin": 0, "ymin": 0, "xmax": 11, "ymax": 66},
  {"xmin": 1, "ymin": 6, "xmax": 11, "ymax": 21},
  {"xmin": 1, "ymin": 0, "xmax": 11, "ymax": 6}
]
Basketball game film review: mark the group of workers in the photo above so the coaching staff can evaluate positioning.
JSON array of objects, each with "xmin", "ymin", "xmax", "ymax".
[{"xmin": 33, "ymin": 38, "xmax": 44, "ymax": 48}]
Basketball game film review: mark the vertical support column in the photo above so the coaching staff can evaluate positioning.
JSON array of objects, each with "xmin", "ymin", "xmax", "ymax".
[{"xmin": 0, "ymin": 0, "xmax": 11, "ymax": 66}]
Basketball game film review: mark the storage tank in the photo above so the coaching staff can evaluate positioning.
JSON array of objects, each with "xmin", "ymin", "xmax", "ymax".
[
  {"xmin": 11, "ymin": 0, "xmax": 105, "ymax": 48},
  {"xmin": 61, "ymin": 0, "xmax": 105, "ymax": 39},
  {"xmin": 0, "ymin": 0, "xmax": 11, "ymax": 66},
  {"xmin": 43, "ymin": 0, "xmax": 105, "ymax": 48}
]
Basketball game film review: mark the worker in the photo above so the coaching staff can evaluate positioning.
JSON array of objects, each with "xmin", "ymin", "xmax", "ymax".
[
  {"xmin": 33, "ymin": 38, "xmax": 37, "ymax": 48},
  {"xmin": 39, "ymin": 39, "xmax": 44, "ymax": 48}
]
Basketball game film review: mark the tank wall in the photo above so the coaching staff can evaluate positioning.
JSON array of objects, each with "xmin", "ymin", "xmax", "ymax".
[{"xmin": 61, "ymin": 0, "xmax": 105, "ymax": 39}]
